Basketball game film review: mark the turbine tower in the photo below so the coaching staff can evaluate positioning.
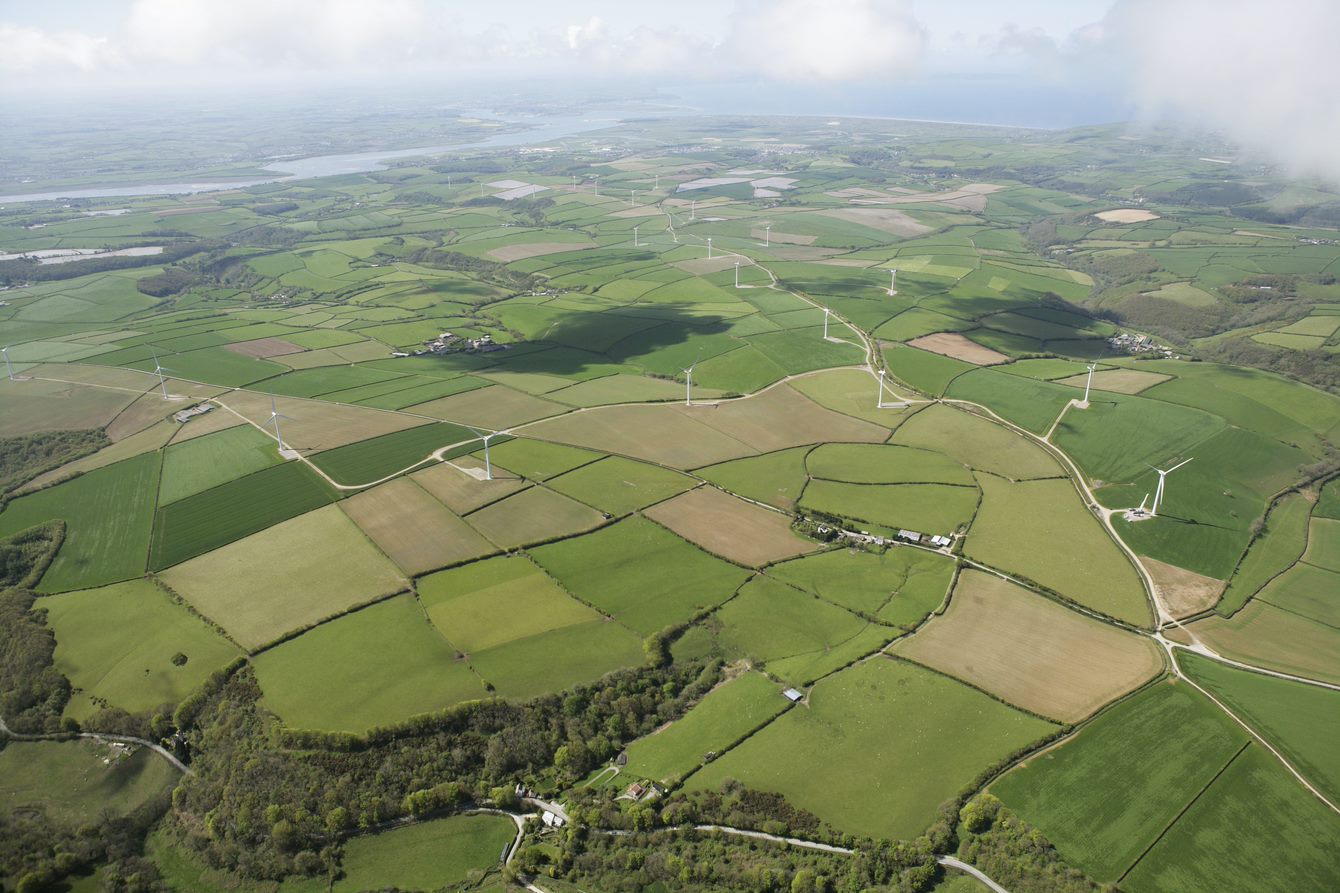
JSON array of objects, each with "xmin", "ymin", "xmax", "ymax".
[
  {"xmin": 1150, "ymin": 458, "xmax": 1193, "ymax": 516},
  {"xmin": 888, "ymin": 268, "xmax": 898, "ymax": 296},
  {"xmin": 734, "ymin": 260, "xmax": 741, "ymax": 288},
  {"xmin": 683, "ymin": 364, "xmax": 696, "ymax": 406},
  {"xmin": 763, "ymin": 224, "xmax": 771, "ymax": 247},
  {"xmin": 150, "ymin": 350, "xmax": 173, "ymax": 400},
  {"xmin": 630, "ymin": 189, "xmax": 636, "ymax": 207},
  {"xmin": 465, "ymin": 426, "xmax": 500, "ymax": 481},
  {"xmin": 593, "ymin": 176, "xmax": 599, "ymax": 196},
  {"xmin": 1079, "ymin": 362, "xmax": 1098, "ymax": 408},
  {"xmin": 822, "ymin": 307, "xmax": 831, "ymax": 340},
  {"xmin": 2, "ymin": 346, "xmax": 13, "ymax": 381},
  {"xmin": 633, "ymin": 225, "xmax": 640, "ymax": 248},
  {"xmin": 706, "ymin": 237, "xmax": 713, "ymax": 259},
  {"xmin": 266, "ymin": 397, "xmax": 295, "ymax": 454},
  {"xmin": 690, "ymin": 199, "xmax": 695, "ymax": 220}
]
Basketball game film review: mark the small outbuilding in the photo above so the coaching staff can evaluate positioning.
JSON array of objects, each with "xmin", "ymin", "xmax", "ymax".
[{"xmin": 782, "ymin": 688, "xmax": 803, "ymax": 702}]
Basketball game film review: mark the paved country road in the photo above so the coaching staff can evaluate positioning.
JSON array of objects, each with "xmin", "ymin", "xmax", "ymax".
[{"xmin": 0, "ymin": 713, "xmax": 192, "ymax": 775}]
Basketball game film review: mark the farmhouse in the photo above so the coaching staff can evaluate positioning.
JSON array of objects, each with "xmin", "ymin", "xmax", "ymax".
[
  {"xmin": 541, "ymin": 810, "xmax": 565, "ymax": 827},
  {"xmin": 898, "ymin": 529, "xmax": 923, "ymax": 543}
]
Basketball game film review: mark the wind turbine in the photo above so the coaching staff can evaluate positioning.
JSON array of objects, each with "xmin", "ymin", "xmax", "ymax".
[
  {"xmin": 654, "ymin": 173, "xmax": 660, "ymax": 190},
  {"xmin": 822, "ymin": 307, "xmax": 831, "ymax": 340},
  {"xmin": 706, "ymin": 237, "xmax": 713, "ymax": 259},
  {"xmin": 466, "ymin": 426, "xmax": 501, "ymax": 480},
  {"xmin": 633, "ymin": 225, "xmax": 640, "ymax": 248},
  {"xmin": 630, "ymin": 189, "xmax": 636, "ymax": 207},
  {"xmin": 690, "ymin": 199, "xmax": 695, "ymax": 220},
  {"xmin": 683, "ymin": 364, "xmax": 696, "ymax": 406},
  {"xmin": 593, "ymin": 176, "xmax": 599, "ymax": 196},
  {"xmin": 1149, "ymin": 458, "xmax": 1193, "ymax": 516},
  {"xmin": 2, "ymin": 346, "xmax": 13, "ymax": 381},
  {"xmin": 887, "ymin": 268, "xmax": 898, "ymax": 296},
  {"xmin": 571, "ymin": 174, "xmax": 577, "ymax": 192},
  {"xmin": 763, "ymin": 224, "xmax": 771, "ymax": 247},
  {"xmin": 150, "ymin": 349, "xmax": 173, "ymax": 400},
  {"xmin": 1079, "ymin": 362, "xmax": 1098, "ymax": 408},
  {"xmin": 266, "ymin": 397, "xmax": 294, "ymax": 454},
  {"xmin": 734, "ymin": 260, "xmax": 741, "ymax": 288}
]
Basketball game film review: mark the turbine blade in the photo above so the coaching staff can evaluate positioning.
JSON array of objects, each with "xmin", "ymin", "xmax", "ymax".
[{"xmin": 1167, "ymin": 457, "xmax": 1194, "ymax": 473}]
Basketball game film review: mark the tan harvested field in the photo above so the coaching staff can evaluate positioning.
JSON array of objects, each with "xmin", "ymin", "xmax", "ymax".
[
  {"xmin": 750, "ymin": 228, "xmax": 815, "ymax": 245},
  {"xmin": 161, "ymin": 505, "xmax": 407, "ymax": 651},
  {"xmin": 18, "ymin": 420, "xmax": 176, "ymax": 493},
  {"xmin": 464, "ymin": 486, "xmax": 606, "ymax": 549},
  {"xmin": 815, "ymin": 207, "xmax": 931, "ymax": 237},
  {"xmin": 226, "ymin": 337, "xmax": 303, "ymax": 358},
  {"xmin": 525, "ymin": 404, "xmax": 759, "ymax": 468},
  {"xmin": 1143, "ymin": 557, "xmax": 1224, "ymax": 619},
  {"xmin": 676, "ymin": 385, "xmax": 888, "ymax": 454},
  {"xmin": 105, "ymin": 392, "xmax": 174, "ymax": 441},
  {"xmin": 643, "ymin": 485, "xmax": 818, "ymax": 567},
  {"xmin": 674, "ymin": 256, "xmax": 749, "ymax": 275},
  {"xmin": 908, "ymin": 332, "xmax": 1008, "ymax": 366},
  {"xmin": 167, "ymin": 407, "xmax": 246, "ymax": 444},
  {"xmin": 892, "ymin": 571, "xmax": 1164, "ymax": 722},
  {"xmin": 216, "ymin": 390, "xmax": 422, "ymax": 452},
  {"xmin": 487, "ymin": 240, "xmax": 596, "ymax": 262},
  {"xmin": 339, "ymin": 477, "xmax": 495, "ymax": 575},
  {"xmin": 1176, "ymin": 601, "xmax": 1340, "ymax": 685},
  {"xmin": 406, "ymin": 384, "xmax": 567, "ymax": 430},
  {"xmin": 1055, "ymin": 368, "xmax": 1172, "ymax": 395},
  {"xmin": 0, "ymin": 376, "xmax": 141, "ymax": 437},
  {"xmin": 412, "ymin": 457, "xmax": 530, "ymax": 514},
  {"xmin": 1094, "ymin": 209, "xmax": 1160, "ymax": 223}
]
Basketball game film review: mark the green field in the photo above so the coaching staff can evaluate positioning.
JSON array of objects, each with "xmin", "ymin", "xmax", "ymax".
[
  {"xmin": 484, "ymin": 437, "xmax": 603, "ymax": 480},
  {"xmin": 0, "ymin": 451, "xmax": 160, "ymax": 592},
  {"xmin": 158, "ymin": 423, "xmax": 283, "ymax": 504},
  {"xmin": 466, "ymin": 619, "xmax": 645, "ymax": 701},
  {"xmin": 967, "ymin": 475, "xmax": 1151, "ymax": 626},
  {"xmin": 806, "ymin": 442, "xmax": 974, "ymax": 485},
  {"xmin": 1122, "ymin": 745, "xmax": 1340, "ymax": 893},
  {"xmin": 309, "ymin": 421, "xmax": 477, "ymax": 485},
  {"xmin": 767, "ymin": 546, "xmax": 955, "ymax": 626},
  {"xmin": 530, "ymin": 517, "xmax": 752, "ymax": 634},
  {"xmin": 800, "ymin": 479, "xmax": 978, "ymax": 535},
  {"xmin": 623, "ymin": 670, "xmax": 789, "ymax": 785},
  {"xmin": 333, "ymin": 813, "xmax": 515, "ymax": 892},
  {"xmin": 1178, "ymin": 652, "xmax": 1340, "ymax": 805},
  {"xmin": 0, "ymin": 739, "xmax": 178, "ymax": 824},
  {"xmin": 150, "ymin": 460, "xmax": 338, "ymax": 569},
  {"xmin": 945, "ymin": 368, "xmax": 1077, "ymax": 434},
  {"xmin": 690, "ymin": 657, "xmax": 1055, "ymax": 840},
  {"xmin": 892, "ymin": 404, "xmax": 1062, "ymax": 480},
  {"xmin": 883, "ymin": 343, "xmax": 973, "ymax": 396},
  {"xmin": 697, "ymin": 446, "xmax": 811, "ymax": 509},
  {"xmin": 43, "ymin": 578, "xmax": 240, "ymax": 720},
  {"xmin": 1215, "ymin": 491, "xmax": 1312, "ymax": 615},
  {"xmin": 993, "ymin": 681, "xmax": 1247, "ymax": 882},
  {"xmin": 545, "ymin": 455, "xmax": 695, "ymax": 514},
  {"xmin": 254, "ymin": 593, "xmax": 482, "ymax": 733}
]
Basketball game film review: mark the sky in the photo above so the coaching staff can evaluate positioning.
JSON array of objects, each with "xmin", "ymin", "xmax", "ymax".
[{"xmin": 2, "ymin": 1, "xmax": 1338, "ymax": 181}]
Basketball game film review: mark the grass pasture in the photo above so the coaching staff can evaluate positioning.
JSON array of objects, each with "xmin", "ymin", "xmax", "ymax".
[
  {"xmin": 1253, "ymin": 560, "xmax": 1340, "ymax": 627},
  {"xmin": 333, "ymin": 814, "xmax": 515, "ymax": 893},
  {"xmin": 1183, "ymin": 600, "xmax": 1340, "ymax": 685},
  {"xmin": 0, "ymin": 739, "xmax": 178, "ymax": 825},
  {"xmin": 545, "ymin": 455, "xmax": 695, "ymax": 515},
  {"xmin": 768, "ymin": 546, "xmax": 954, "ymax": 627},
  {"xmin": 892, "ymin": 570, "xmax": 1163, "ymax": 721},
  {"xmin": 690, "ymin": 657, "xmax": 1055, "ymax": 841},
  {"xmin": 161, "ymin": 505, "xmax": 406, "ymax": 650},
  {"xmin": 0, "ymin": 451, "xmax": 160, "ymax": 592},
  {"xmin": 339, "ymin": 477, "xmax": 495, "ymax": 575},
  {"xmin": 1216, "ymin": 492, "xmax": 1311, "ymax": 615},
  {"xmin": 696, "ymin": 446, "xmax": 810, "ymax": 509},
  {"xmin": 1303, "ymin": 516, "xmax": 1340, "ymax": 571},
  {"xmin": 254, "ymin": 594, "xmax": 482, "ymax": 733},
  {"xmin": 0, "ymin": 375, "xmax": 143, "ymax": 438},
  {"xmin": 800, "ymin": 479, "xmax": 978, "ymax": 536},
  {"xmin": 484, "ymin": 437, "xmax": 603, "ymax": 481},
  {"xmin": 158, "ymin": 423, "xmax": 283, "ymax": 504},
  {"xmin": 1122, "ymin": 745, "xmax": 1340, "ymax": 893},
  {"xmin": 530, "ymin": 517, "xmax": 751, "ymax": 634},
  {"xmin": 463, "ymin": 485, "xmax": 605, "ymax": 548},
  {"xmin": 43, "ymin": 578, "xmax": 240, "ymax": 720},
  {"xmin": 150, "ymin": 460, "xmax": 337, "ymax": 570},
  {"xmin": 466, "ymin": 619, "xmax": 645, "ymax": 702},
  {"xmin": 309, "ymin": 421, "xmax": 477, "ymax": 486},
  {"xmin": 1178, "ymin": 652, "xmax": 1340, "ymax": 805},
  {"xmin": 644, "ymin": 485, "xmax": 818, "ymax": 566},
  {"xmin": 806, "ymin": 442, "xmax": 974, "ymax": 485},
  {"xmin": 622, "ymin": 670, "xmax": 788, "ymax": 785},
  {"xmin": 892, "ymin": 404, "xmax": 1062, "ymax": 480},
  {"xmin": 992, "ymin": 681, "xmax": 1248, "ymax": 883},
  {"xmin": 968, "ymin": 475, "xmax": 1151, "ymax": 626}
]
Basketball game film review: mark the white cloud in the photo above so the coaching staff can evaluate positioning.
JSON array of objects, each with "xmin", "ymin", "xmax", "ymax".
[
  {"xmin": 0, "ymin": 23, "xmax": 122, "ymax": 73},
  {"xmin": 725, "ymin": 0, "xmax": 925, "ymax": 82}
]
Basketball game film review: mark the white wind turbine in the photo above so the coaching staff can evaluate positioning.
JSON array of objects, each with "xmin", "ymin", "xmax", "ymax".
[
  {"xmin": 1079, "ymin": 362, "xmax": 1098, "ymax": 408},
  {"xmin": 762, "ymin": 224, "xmax": 771, "ymax": 247},
  {"xmin": 822, "ymin": 307, "xmax": 831, "ymax": 340},
  {"xmin": 593, "ymin": 176, "xmax": 600, "ymax": 196},
  {"xmin": 2, "ymin": 346, "xmax": 14, "ymax": 381},
  {"xmin": 266, "ymin": 397, "xmax": 295, "ymax": 454},
  {"xmin": 150, "ymin": 349, "xmax": 174, "ymax": 400},
  {"xmin": 629, "ymin": 189, "xmax": 636, "ymax": 207},
  {"xmin": 706, "ymin": 237, "xmax": 713, "ymax": 259},
  {"xmin": 690, "ymin": 199, "xmax": 695, "ymax": 220},
  {"xmin": 633, "ymin": 225, "xmax": 640, "ymax": 248},
  {"xmin": 1149, "ymin": 458, "xmax": 1193, "ymax": 517},
  {"xmin": 734, "ymin": 260, "xmax": 741, "ymax": 288},
  {"xmin": 876, "ymin": 369, "xmax": 906, "ymax": 409},
  {"xmin": 683, "ymin": 363, "xmax": 696, "ymax": 406},
  {"xmin": 887, "ymin": 268, "xmax": 898, "ymax": 296},
  {"xmin": 466, "ymin": 426, "xmax": 501, "ymax": 480}
]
